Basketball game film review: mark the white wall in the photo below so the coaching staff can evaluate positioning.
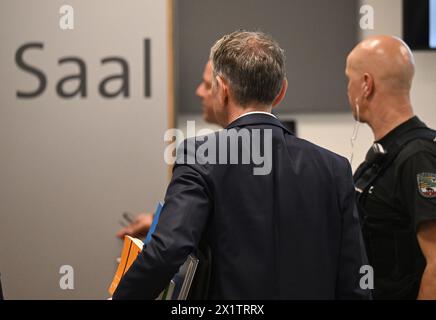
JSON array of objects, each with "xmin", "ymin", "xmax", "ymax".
[
  {"xmin": 179, "ymin": 0, "xmax": 436, "ymax": 172},
  {"xmin": 0, "ymin": 0, "xmax": 170, "ymax": 299}
]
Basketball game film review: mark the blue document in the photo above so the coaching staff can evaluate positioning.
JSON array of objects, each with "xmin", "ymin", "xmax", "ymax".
[{"xmin": 144, "ymin": 202, "xmax": 163, "ymax": 244}]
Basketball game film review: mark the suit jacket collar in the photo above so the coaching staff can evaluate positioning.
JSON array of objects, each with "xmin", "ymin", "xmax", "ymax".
[{"xmin": 225, "ymin": 113, "xmax": 293, "ymax": 135}]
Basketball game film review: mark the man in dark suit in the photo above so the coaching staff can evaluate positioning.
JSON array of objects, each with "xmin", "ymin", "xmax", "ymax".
[{"xmin": 113, "ymin": 30, "xmax": 369, "ymax": 300}]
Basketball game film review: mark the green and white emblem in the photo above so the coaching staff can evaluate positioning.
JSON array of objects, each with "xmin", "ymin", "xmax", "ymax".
[{"xmin": 417, "ymin": 172, "xmax": 436, "ymax": 198}]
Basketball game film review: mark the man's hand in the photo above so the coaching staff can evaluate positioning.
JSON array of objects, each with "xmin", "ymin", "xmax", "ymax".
[
  {"xmin": 116, "ymin": 213, "xmax": 154, "ymax": 239},
  {"xmin": 417, "ymin": 219, "xmax": 436, "ymax": 300}
]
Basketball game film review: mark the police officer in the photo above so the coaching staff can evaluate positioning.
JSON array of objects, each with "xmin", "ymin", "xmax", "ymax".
[{"xmin": 346, "ymin": 35, "xmax": 436, "ymax": 299}]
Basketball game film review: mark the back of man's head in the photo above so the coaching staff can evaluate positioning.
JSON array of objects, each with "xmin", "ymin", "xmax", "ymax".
[
  {"xmin": 210, "ymin": 30, "xmax": 286, "ymax": 107},
  {"xmin": 347, "ymin": 35, "xmax": 415, "ymax": 95}
]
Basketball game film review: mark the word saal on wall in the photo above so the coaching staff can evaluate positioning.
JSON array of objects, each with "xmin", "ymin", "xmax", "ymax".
[{"xmin": 14, "ymin": 39, "xmax": 152, "ymax": 99}]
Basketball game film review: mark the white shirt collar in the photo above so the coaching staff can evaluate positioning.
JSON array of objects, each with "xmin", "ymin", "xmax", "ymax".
[{"xmin": 234, "ymin": 111, "xmax": 277, "ymax": 121}]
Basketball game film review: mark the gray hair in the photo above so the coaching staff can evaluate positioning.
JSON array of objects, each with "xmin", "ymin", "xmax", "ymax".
[{"xmin": 210, "ymin": 30, "xmax": 286, "ymax": 106}]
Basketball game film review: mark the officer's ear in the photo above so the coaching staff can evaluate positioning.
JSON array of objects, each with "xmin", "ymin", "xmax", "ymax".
[{"xmin": 363, "ymin": 73, "xmax": 374, "ymax": 98}]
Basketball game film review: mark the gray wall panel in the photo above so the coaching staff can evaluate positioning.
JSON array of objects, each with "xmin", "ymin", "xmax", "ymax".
[{"xmin": 175, "ymin": 0, "xmax": 358, "ymax": 115}]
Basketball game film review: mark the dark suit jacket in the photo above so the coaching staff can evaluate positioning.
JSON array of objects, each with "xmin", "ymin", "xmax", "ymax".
[{"xmin": 113, "ymin": 113, "xmax": 370, "ymax": 300}]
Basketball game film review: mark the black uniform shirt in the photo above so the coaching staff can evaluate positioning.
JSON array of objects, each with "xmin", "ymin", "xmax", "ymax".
[{"xmin": 356, "ymin": 116, "xmax": 436, "ymax": 299}]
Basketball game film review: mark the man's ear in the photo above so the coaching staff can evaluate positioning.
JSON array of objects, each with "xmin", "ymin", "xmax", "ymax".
[
  {"xmin": 215, "ymin": 75, "xmax": 229, "ymax": 106},
  {"xmin": 363, "ymin": 73, "xmax": 374, "ymax": 98},
  {"xmin": 272, "ymin": 78, "xmax": 288, "ymax": 107}
]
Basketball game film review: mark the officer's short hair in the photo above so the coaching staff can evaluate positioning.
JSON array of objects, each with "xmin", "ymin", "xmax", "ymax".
[{"xmin": 210, "ymin": 30, "xmax": 286, "ymax": 107}]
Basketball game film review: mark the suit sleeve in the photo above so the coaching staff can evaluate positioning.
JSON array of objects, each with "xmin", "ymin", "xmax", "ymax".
[
  {"xmin": 113, "ymin": 144, "xmax": 212, "ymax": 300},
  {"xmin": 335, "ymin": 158, "xmax": 371, "ymax": 300}
]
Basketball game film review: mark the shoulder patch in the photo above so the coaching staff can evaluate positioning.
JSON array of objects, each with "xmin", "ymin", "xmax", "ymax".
[{"xmin": 417, "ymin": 172, "xmax": 436, "ymax": 198}]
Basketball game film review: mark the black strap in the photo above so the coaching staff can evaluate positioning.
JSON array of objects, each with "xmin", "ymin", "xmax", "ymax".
[{"xmin": 355, "ymin": 127, "xmax": 436, "ymax": 195}]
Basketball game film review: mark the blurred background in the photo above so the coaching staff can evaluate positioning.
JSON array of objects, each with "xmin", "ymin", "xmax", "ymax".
[{"xmin": 0, "ymin": 0, "xmax": 435, "ymax": 299}]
